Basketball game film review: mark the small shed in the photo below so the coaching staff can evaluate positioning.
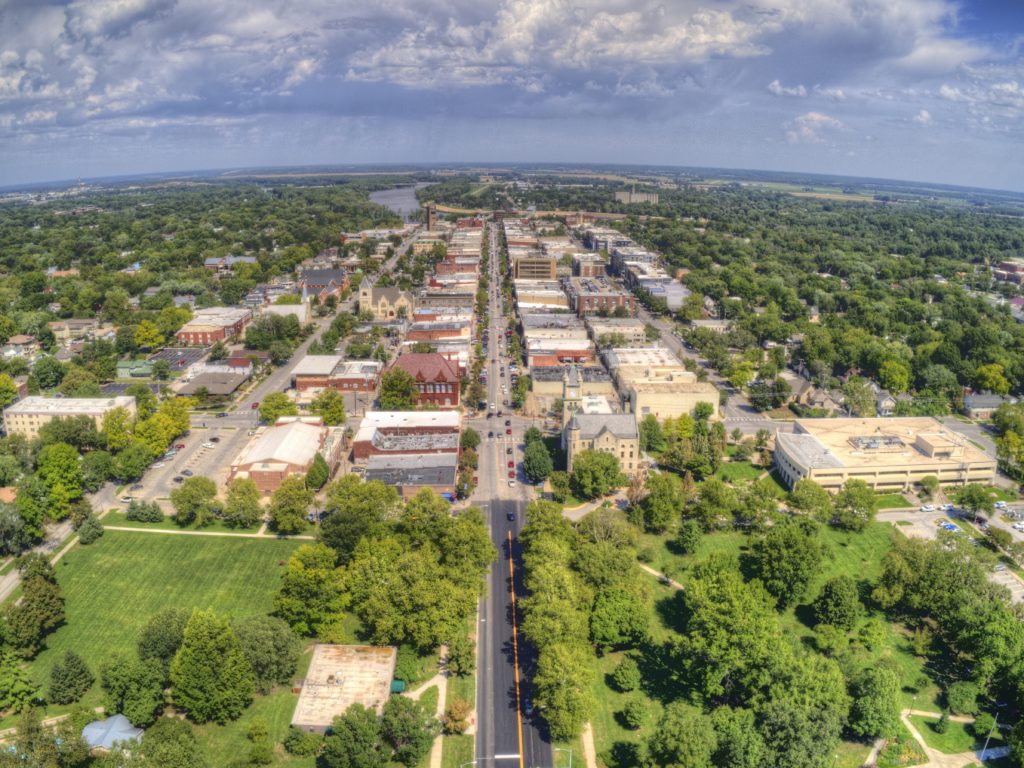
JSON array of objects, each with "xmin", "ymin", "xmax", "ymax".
[{"xmin": 82, "ymin": 714, "xmax": 144, "ymax": 750}]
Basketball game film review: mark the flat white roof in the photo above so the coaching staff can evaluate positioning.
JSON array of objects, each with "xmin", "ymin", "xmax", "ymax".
[
  {"xmin": 293, "ymin": 355, "xmax": 344, "ymax": 376},
  {"xmin": 353, "ymin": 410, "xmax": 461, "ymax": 444},
  {"xmin": 234, "ymin": 421, "xmax": 324, "ymax": 467},
  {"xmin": 5, "ymin": 395, "xmax": 135, "ymax": 415}
]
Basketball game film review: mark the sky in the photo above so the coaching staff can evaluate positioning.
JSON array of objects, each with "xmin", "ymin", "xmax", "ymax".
[{"xmin": 0, "ymin": 0, "xmax": 1023, "ymax": 190}]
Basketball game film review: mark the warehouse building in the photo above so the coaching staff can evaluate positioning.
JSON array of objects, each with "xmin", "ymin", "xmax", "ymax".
[{"xmin": 229, "ymin": 419, "xmax": 345, "ymax": 494}]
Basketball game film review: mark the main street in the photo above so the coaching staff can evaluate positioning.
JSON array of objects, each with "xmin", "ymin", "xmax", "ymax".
[{"xmin": 472, "ymin": 223, "xmax": 551, "ymax": 768}]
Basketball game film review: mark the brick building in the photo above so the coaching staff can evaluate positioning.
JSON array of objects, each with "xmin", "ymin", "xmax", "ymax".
[
  {"xmin": 175, "ymin": 307, "xmax": 252, "ymax": 346},
  {"xmin": 390, "ymin": 353, "xmax": 461, "ymax": 408}
]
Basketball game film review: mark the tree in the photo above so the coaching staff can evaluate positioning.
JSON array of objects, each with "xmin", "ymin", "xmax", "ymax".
[
  {"xmin": 956, "ymin": 483, "xmax": 995, "ymax": 522},
  {"xmin": 569, "ymin": 450, "xmax": 621, "ymax": 500},
  {"xmin": 750, "ymin": 520, "xmax": 827, "ymax": 608},
  {"xmin": 138, "ymin": 607, "xmax": 190, "ymax": 673},
  {"xmin": 381, "ymin": 695, "xmax": 439, "ymax": 768},
  {"xmin": 11, "ymin": 705, "xmax": 90, "ymax": 768},
  {"xmin": 833, "ymin": 478, "xmax": 877, "ymax": 531},
  {"xmin": 273, "ymin": 543, "xmax": 347, "ymax": 636},
  {"xmin": 151, "ymin": 358, "xmax": 171, "ymax": 380},
  {"xmin": 269, "ymin": 475, "xmax": 313, "ymax": 534},
  {"xmin": 78, "ymin": 513, "xmax": 104, "ymax": 544},
  {"xmin": 611, "ymin": 656, "xmax": 641, "ymax": 692},
  {"xmin": 223, "ymin": 478, "xmax": 262, "ymax": 529},
  {"xmin": 258, "ymin": 392, "xmax": 298, "ymax": 424},
  {"xmin": 446, "ymin": 631, "xmax": 475, "ymax": 678},
  {"xmin": 788, "ymin": 478, "xmax": 833, "ymax": 519},
  {"xmin": 305, "ymin": 452, "xmax": 330, "ymax": 491},
  {"xmin": 232, "ymin": 615, "xmax": 300, "ymax": 694},
  {"xmin": 48, "ymin": 650, "xmax": 94, "ymax": 704},
  {"xmin": 113, "ymin": 442, "xmax": 152, "ymax": 483},
  {"xmin": 379, "ymin": 368, "xmax": 419, "ymax": 410},
  {"xmin": 523, "ymin": 439, "xmax": 553, "ymax": 483},
  {"xmin": 100, "ymin": 655, "xmax": 166, "ymax": 726},
  {"xmin": 459, "ymin": 428, "xmax": 480, "ymax": 452},
  {"xmin": 208, "ymin": 341, "xmax": 229, "ymax": 361},
  {"xmin": 37, "ymin": 442, "xmax": 83, "ymax": 499},
  {"xmin": 848, "ymin": 667, "xmax": 900, "ymax": 738},
  {"xmin": 320, "ymin": 704, "xmax": 386, "ymax": 768},
  {"xmin": 976, "ymin": 363, "xmax": 1010, "ymax": 395},
  {"xmin": 842, "ymin": 376, "xmax": 876, "ymax": 416},
  {"xmin": 133, "ymin": 717, "xmax": 208, "ymax": 768},
  {"xmin": 946, "ymin": 681, "xmax": 980, "ymax": 715},
  {"xmin": 82, "ymin": 450, "xmax": 114, "ymax": 492},
  {"xmin": 638, "ymin": 473, "xmax": 686, "ymax": 533},
  {"xmin": 648, "ymin": 701, "xmax": 717, "ymax": 768},
  {"xmin": 0, "ymin": 647, "xmax": 35, "ymax": 711},
  {"xmin": 310, "ymin": 388, "xmax": 347, "ymax": 426},
  {"xmin": 710, "ymin": 706, "xmax": 764, "ymax": 768},
  {"xmin": 548, "ymin": 468, "xmax": 573, "ymax": 505},
  {"xmin": 441, "ymin": 698, "xmax": 471, "ymax": 735},
  {"xmin": 33, "ymin": 356, "xmax": 65, "ymax": 390},
  {"xmin": 169, "ymin": 608, "xmax": 255, "ymax": 724},
  {"xmin": 879, "ymin": 359, "xmax": 912, "ymax": 394},
  {"xmin": 748, "ymin": 378, "xmax": 789, "ymax": 411},
  {"xmin": 0, "ymin": 505, "xmax": 29, "ymax": 556},
  {"xmin": 320, "ymin": 475, "xmax": 402, "ymax": 564},
  {"xmin": 134, "ymin": 320, "xmax": 165, "ymax": 349},
  {"xmin": 812, "ymin": 575, "xmax": 863, "ymax": 631},
  {"xmin": 590, "ymin": 588, "xmax": 649, "ymax": 650},
  {"xmin": 170, "ymin": 476, "xmax": 218, "ymax": 527},
  {"xmin": 675, "ymin": 519, "xmax": 703, "ymax": 554},
  {"xmin": 0, "ymin": 374, "xmax": 17, "ymax": 408},
  {"xmin": 639, "ymin": 414, "xmax": 666, "ymax": 453},
  {"xmin": 533, "ymin": 642, "xmax": 594, "ymax": 741}
]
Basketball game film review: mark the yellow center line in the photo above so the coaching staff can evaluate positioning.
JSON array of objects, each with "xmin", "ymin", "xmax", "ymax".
[{"xmin": 508, "ymin": 529, "xmax": 525, "ymax": 768}]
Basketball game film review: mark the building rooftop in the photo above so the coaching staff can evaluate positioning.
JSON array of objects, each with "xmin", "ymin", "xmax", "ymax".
[
  {"xmin": 292, "ymin": 645, "xmax": 397, "ymax": 731},
  {"xmin": 567, "ymin": 413, "xmax": 638, "ymax": 440},
  {"xmin": 234, "ymin": 421, "xmax": 325, "ymax": 468},
  {"xmin": 4, "ymin": 395, "xmax": 135, "ymax": 415},
  {"xmin": 363, "ymin": 452, "xmax": 459, "ymax": 486},
  {"xmin": 780, "ymin": 417, "xmax": 993, "ymax": 470},
  {"xmin": 293, "ymin": 355, "xmax": 345, "ymax": 376},
  {"xmin": 185, "ymin": 306, "xmax": 252, "ymax": 325},
  {"xmin": 356, "ymin": 410, "xmax": 461, "ymax": 432},
  {"xmin": 177, "ymin": 372, "xmax": 248, "ymax": 396},
  {"xmin": 604, "ymin": 346, "xmax": 682, "ymax": 369}
]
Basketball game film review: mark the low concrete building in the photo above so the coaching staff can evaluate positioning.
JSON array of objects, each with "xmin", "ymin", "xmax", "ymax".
[
  {"xmin": 292, "ymin": 355, "xmax": 383, "ymax": 395},
  {"xmin": 774, "ymin": 417, "xmax": 997, "ymax": 491},
  {"xmin": 292, "ymin": 645, "xmax": 397, "ymax": 734},
  {"xmin": 587, "ymin": 317, "xmax": 649, "ymax": 347},
  {"xmin": 531, "ymin": 365, "xmax": 616, "ymax": 398},
  {"xmin": 351, "ymin": 410, "xmax": 461, "ymax": 462},
  {"xmin": 363, "ymin": 453, "xmax": 459, "ymax": 500},
  {"xmin": 263, "ymin": 301, "xmax": 311, "ymax": 325},
  {"xmin": 626, "ymin": 375, "xmax": 720, "ymax": 423},
  {"xmin": 564, "ymin": 413, "xmax": 640, "ymax": 476},
  {"xmin": 229, "ymin": 419, "xmax": 345, "ymax": 494},
  {"xmin": 3, "ymin": 395, "xmax": 136, "ymax": 439}
]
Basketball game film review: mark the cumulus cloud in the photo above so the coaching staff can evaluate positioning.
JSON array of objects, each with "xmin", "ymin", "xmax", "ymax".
[
  {"xmin": 913, "ymin": 109, "xmax": 931, "ymax": 125},
  {"xmin": 785, "ymin": 111, "xmax": 844, "ymax": 144},
  {"xmin": 767, "ymin": 79, "xmax": 806, "ymax": 97}
]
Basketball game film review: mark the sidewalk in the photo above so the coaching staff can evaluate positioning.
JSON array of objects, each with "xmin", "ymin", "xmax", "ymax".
[
  {"xmin": 404, "ymin": 645, "xmax": 449, "ymax": 768},
  {"xmin": 897, "ymin": 708, "xmax": 1011, "ymax": 768}
]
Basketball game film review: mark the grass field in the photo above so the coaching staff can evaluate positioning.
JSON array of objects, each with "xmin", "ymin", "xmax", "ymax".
[
  {"xmin": 876, "ymin": 493, "xmax": 915, "ymax": 509},
  {"xmin": 714, "ymin": 460, "xmax": 764, "ymax": 483},
  {"xmin": 11, "ymin": 531, "xmax": 301, "ymax": 727},
  {"xmin": 909, "ymin": 714, "xmax": 1001, "ymax": 754}
]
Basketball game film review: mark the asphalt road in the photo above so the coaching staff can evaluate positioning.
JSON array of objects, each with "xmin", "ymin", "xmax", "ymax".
[{"xmin": 474, "ymin": 223, "xmax": 551, "ymax": 768}]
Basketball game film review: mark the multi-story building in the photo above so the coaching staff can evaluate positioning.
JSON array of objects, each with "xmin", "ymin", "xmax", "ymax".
[
  {"xmin": 300, "ymin": 269, "xmax": 349, "ymax": 301},
  {"xmin": 564, "ymin": 277, "xmax": 636, "ymax": 318},
  {"xmin": 358, "ymin": 279, "xmax": 415, "ymax": 320},
  {"xmin": 774, "ymin": 417, "xmax": 997, "ymax": 491},
  {"xmin": 175, "ymin": 307, "xmax": 253, "ymax": 346},
  {"xmin": 390, "ymin": 352, "xmax": 461, "ymax": 408},
  {"xmin": 3, "ymin": 396, "xmax": 136, "ymax": 439},
  {"xmin": 994, "ymin": 259, "xmax": 1024, "ymax": 284},
  {"xmin": 350, "ymin": 410, "xmax": 461, "ymax": 462},
  {"xmin": 586, "ymin": 317, "xmax": 649, "ymax": 347},
  {"xmin": 573, "ymin": 253, "xmax": 608, "ymax": 278},
  {"xmin": 292, "ymin": 355, "xmax": 383, "ymax": 394},
  {"xmin": 513, "ymin": 254, "xmax": 557, "ymax": 280},
  {"xmin": 563, "ymin": 413, "xmax": 640, "ymax": 476}
]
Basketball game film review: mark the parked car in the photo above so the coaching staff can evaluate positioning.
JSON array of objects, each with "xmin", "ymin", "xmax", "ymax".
[
  {"xmin": 920, "ymin": 504, "xmax": 935, "ymax": 512},
  {"xmin": 120, "ymin": 496, "xmax": 134, "ymax": 503},
  {"xmin": 488, "ymin": 431, "xmax": 494, "ymax": 438},
  {"xmin": 506, "ymin": 428, "xmax": 512, "ymax": 435},
  {"xmin": 152, "ymin": 462, "xmax": 165, "ymax": 469},
  {"xmin": 508, "ymin": 470, "xmax": 515, "ymax": 478},
  {"xmin": 182, "ymin": 469, "xmax": 194, "ymax": 477},
  {"xmin": 508, "ymin": 479, "xmax": 516, "ymax": 487},
  {"xmin": 994, "ymin": 564, "xmax": 1008, "ymax": 572},
  {"xmin": 507, "ymin": 461, "xmax": 514, "ymax": 468},
  {"xmin": 130, "ymin": 484, "xmax": 143, "ymax": 491},
  {"xmin": 202, "ymin": 442, "xmax": 215, "ymax": 449},
  {"xmin": 505, "ymin": 419, "xmax": 512, "ymax": 426},
  {"xmin": 172, "ymin": 476, "xmax": 184, "ymax": 483},
  {"xmin": 210, "ymin": 436, "xmax": 220, "ymax": 443},
  {"xmin": 176, "ymin": 443, "xmax": 186, "ymax": 450},
  {"xmin": 507, "ymin": 511, "xmax": 516, "ymax": 521},
  {"xmin": 251, "ymin": 402, "xmax": 259, "ymax": 409},
  {"xmin": 996, "ymin": 501, "xmax": 1008, "ymax": 509}
]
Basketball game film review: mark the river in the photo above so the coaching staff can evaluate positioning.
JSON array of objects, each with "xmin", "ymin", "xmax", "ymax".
[{"xmin": 369, "ymin": 182, "xmax": 433, "ymax": 221}]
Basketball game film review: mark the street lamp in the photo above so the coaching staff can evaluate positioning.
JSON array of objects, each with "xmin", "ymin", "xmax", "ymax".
[{"xmin": 553, "ymin": 747, "xmax": 573, "ymax": 768}]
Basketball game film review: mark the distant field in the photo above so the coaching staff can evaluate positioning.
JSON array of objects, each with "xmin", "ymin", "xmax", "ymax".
[{"xmin": 8, "ymin": 531, "xmax": 301, "ymax": 726}]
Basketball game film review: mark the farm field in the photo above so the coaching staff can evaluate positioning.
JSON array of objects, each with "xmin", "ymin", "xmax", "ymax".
[{"xmin": 5, "ymin": 531, "xmax": 301, "ymax": 727}]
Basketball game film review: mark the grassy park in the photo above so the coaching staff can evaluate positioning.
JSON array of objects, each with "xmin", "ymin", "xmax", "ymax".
[{"xmin": 4, "ymin": 531, "xmax": 302, "ymax": 727}]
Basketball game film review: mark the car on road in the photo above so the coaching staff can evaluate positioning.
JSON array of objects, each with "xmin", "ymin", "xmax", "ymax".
[
  {"xmin": 505, "ymin": 419, "xmax": 512, "ymax": 426},
  {"xmin": 523, "ymin": 698, "xmax": 533, "ymax": 716},
  {"xmin": 182, "ymin": 469, "xmax": 194, "ymax": 477},
  {"xmin": 152, "ymin": 462, "xmax": 165, "ymax": 469},
  {"xmin": 508, "ymin": 470, "xmax": 515, "ymax": 478},
  {"xmin": 939, "ymin": 503, "xmax": 954, "ymax": 512},
  {"xmin": 996, "ymin": 501, "xmax": 1008, "ymax": 509},
  {"xmin": 506, "ymin": 447, "xmax": 513, "ymax": 455},
  {"xmin": 507, "ymin": 461, "xmax": 514, "ymax": 468},
  {"xmin": 172, "ymin": 476, "xmax": 184, "ymax": 483},
  {"xmin": 216, "ymin": 412, "xmax": 228, "ymax": 418},
  {"xmin": 175, "ymin": 443, "xmax": 186, "ymax": 450},
  {"xmin": 994, "ymin": 564, "xmax": 1008, "ymax": 572},
  {"xmin": 506, "ymin": 428, "xmax": 512, "ymax": 435},
  {"xmin": 507, "ymin": 511, "xmax": 516, "ymax": 521},
  {"xmin": 920, "ymin": 504, "xmax": 935, "ymax": 512},
  {"xmin": 120, "ymin": 496, "xmax": 134, "ymax": 503},
  {"xmin": 130, "ymin": 484, "xmax": 143, "ymax": 491},
  {"xmin": 488, "ymin": 431, "xmax": 494, "ymax": 438},
  {"xmin": 508, "ymin": 479, "xmax": 516, "ymax": 487},
  {"xmin": 251, "ymin": 402, "xmax": 259, "ymax": 409},
  {"xmin": 210, "ymin": 436, "xmax": 220, "ymax": 443},
  {"xmin": 202, "ymin": 442, "xmax": 215, "ymax": 449}
]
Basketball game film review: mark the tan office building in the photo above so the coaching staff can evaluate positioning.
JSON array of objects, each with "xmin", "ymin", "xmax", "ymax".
[
  {"xmin": 3, "ymin": 396, "xmax": 137, "ymax": 439},
  {"xmin": 774, "ymin": 417, "xmax": 997, "ymax": 491}
]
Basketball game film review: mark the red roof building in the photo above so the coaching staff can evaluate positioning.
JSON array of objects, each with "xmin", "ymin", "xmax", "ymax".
[{"xmin": 391, "ymin": 352, "xmax": 461, "ymax": 409}]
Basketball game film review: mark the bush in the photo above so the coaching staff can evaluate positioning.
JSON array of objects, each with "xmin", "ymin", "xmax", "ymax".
[
  {"xmin": 611, "ymin": 656, "xmax": 641, "ymax": 693},
  {"xmin": 622, "ymin": 699, "xmax": 646, "ymax": 730},
  {"xmin": 126, "ymin": 499, "xmax": 164, "ymax": 523},
  {"xmin": 946, "ymin": 681, "xmax": 980, "ymax": 716},
  {"xmin": 442, "ymin": 698, "xmax": 472, "ymax": 735},
  {"xmin": 974, "ymin": 712, "xmax": 996, "ymax": 739},
  {"xmin": 283, "ymin": 727, "xmax": 322, "ymax": 757},
  {"xmin": 674, "ymin": 520, "xmax": 703, "ymax": 554},
  {"xmin": 394, "ymin": 645, "xmax": 430, "ymax": 685},
  {"xmin": 77, "ymin": 514, "xmax": 104, "ymax": 545},
  {"xmin": 49, "ymin": 651, "xmax": 94, "ymax": 704},
  {"xmin": 934, "ymin": 712, "xmax": 949, "ymax": 734}
]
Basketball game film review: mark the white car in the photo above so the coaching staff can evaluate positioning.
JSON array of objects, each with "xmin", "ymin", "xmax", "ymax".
[
  {"xmin": 939, "ymin": 503, "xmax": 954, "ymax": 512},
  {"xmin": 920, "ymin": 504, "xmax": 935, "ymax": 512},
  {"xmin": 995, "ymin": 501, "xmax": 1008, "ymax": 509},
  {"xmin": 508, "ymin": 479, "xmax": 516, "ymax": 487},
  {"xmin": 202, "ymin": 442, "xmax": 215, "ymax": 449},
  {"xmin": 152, "ymin": 462, "xmax": 165, "ymax": 469}
]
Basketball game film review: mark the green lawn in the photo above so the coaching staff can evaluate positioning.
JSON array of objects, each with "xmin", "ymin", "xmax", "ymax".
[
  {"xmin": 835, "ymin": 739, "xmax": 875, "ymax": 768},
  {"xmin": 909, "ymin": 715, "xmax": 1001, "ymax": 754},
  {"xmin": 10, "ymin": 531, "xmax": 301, "ymax": 727},
  {"xmin": 876, "ymin": 493, "xmax": 915, "ymax": 509},
  {"xmin": 714, "ymin": 460, "xmax": 764, "ymax": 484}
]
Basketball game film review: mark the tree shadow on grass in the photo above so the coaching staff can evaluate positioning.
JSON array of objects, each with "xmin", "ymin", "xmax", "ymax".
[
  {"xmin": 636, "ymin": 639, "xmax": 686, "ymax": 704},
  {"xmin": 653, "ymin": 592, "xmax": 687, "ymax": 634}
]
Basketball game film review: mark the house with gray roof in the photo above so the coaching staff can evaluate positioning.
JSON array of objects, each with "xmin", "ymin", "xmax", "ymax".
[{"xmin": 563, "ymin": 413, "xmax": 640, "ymax": 476}]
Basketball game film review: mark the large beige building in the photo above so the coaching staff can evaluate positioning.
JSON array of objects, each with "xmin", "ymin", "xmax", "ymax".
[
  {"xmin": 229, "ymin": 419, "xmax": 345, "ymax": 494},
  {"xmin": 774, "ymin": 417, "xmax": 997, "ymax": 491},
  {"xmin": 3, "ymin": 396, "xmax": 137, "ymax": 439},
  {"xmin": 358, "ymin": 279, "xmax": 415, "ymax": 320},
  {"xmin": 564, "ymin": 413, "xmax": 640, "ymax": 476},
  {"xmin": 627, "ymin": 374, "xmax": 720, "ymax": 423}
]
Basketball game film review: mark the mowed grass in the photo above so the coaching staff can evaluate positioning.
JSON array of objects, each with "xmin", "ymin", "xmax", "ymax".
[
  {"xmin": 909, "ymin": 714, "xmax": 1002, "ymax": 754},
  {"xmin": 13, "ymin": 531, "xmax": 301, "ymax": 725},
  {"xmin": 876, "ymin": 492, "xmax": 915, "ymax": 509},
  {"xmin": 713, "ymin": 460, "xmax": 764, "ymax": 483}
]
